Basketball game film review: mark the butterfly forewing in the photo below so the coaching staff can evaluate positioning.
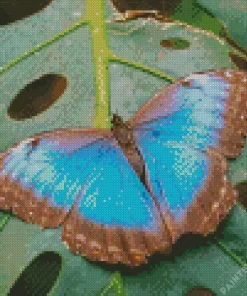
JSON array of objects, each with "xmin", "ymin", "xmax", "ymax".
[{"xmin": 0, "ymin": 129, "xmax": 112, "ymax": 227}]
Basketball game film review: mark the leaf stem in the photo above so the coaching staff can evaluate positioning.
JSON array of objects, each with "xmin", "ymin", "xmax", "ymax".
[
  {"xmin": 0, "ymin": 212, "xmax": 11, "ymax": 232},
  {"xmin": 109, "ymin": 53, "xmax": 176, "ymax": 83},
  {"xmin": 214, "ymin": 237, "xmax": 247, "ymax": 268},
  {"xmin": 85, "ymin": 0, "xmax": 112, "ymax": 128},
  {"xmin": 98, "ymin": 272, "xmax": 127, "ymax": 296}
]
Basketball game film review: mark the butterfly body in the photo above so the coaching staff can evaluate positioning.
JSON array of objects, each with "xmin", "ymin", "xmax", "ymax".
[
  {"xmin": 111, "ymin": 113, "xmax": 145, "ymax": 182},
  {"xmin": 0, "ymin": 69, "xmax": 247, "ymax": 267}
]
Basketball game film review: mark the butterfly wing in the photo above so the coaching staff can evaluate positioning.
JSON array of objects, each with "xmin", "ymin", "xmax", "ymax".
[
  {"xmin": 130, "ymin": 69, "xmax": 247, "ymax": 237},
  {"xmin": 0, "ymin": 128, "xmax": 168, "ymax": 266},
  {"xmin": 0, "ymin": 128, "xmax": 112, "ymax": 227}
]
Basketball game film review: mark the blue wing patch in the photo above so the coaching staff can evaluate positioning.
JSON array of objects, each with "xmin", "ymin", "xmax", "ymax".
[
  {"xmin": 135, "ymin": 133, "xmax": 210, "ymax": 221},
  {"xmin": 0, "ymin": 133, "xmax": 160, "ymax": 231},
  {"xmin": 75, "ymin": 141, "xmax": 160, "ymax": 230}
]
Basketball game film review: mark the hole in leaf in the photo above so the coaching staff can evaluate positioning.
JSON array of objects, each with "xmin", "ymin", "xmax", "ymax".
[
  {"xmin": 8, "ymin": 73, "xmax": 67, "ymax": 120},
  {"xmin": 8, "ymin": 251, "xmax": 62, "ymax": 296},
  {"xmin": 229, "ymin": 52, "xmax": 247, "ymax": 70},
  {"xmin": 172, "ymin": 233, "xmax": 210, "ymax": 256},
  {"xmin": 160, "ymin": 38, "xmax": 190, "ymax": 50},
  {"xmin": 0, "ymin": 0, "xmax": 53, "ymax": 25},
  {"xmin": 111, "ymin": 0, "xmax": 181, "ymax": 17},
  {"xmin": 235, "ymin": 182, "xmax": 247, "ymax": 210},
  {"xmin": 111, "ymin": 0, "xmax": 163, "ymax": 12},
  {"xmin": 186, "ymin": 287, "xmax": 215, "ymax": 296}
]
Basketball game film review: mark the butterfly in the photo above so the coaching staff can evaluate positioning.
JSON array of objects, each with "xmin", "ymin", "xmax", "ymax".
[{"xmin": 0, "ymin": 69, "xmax": 247, "ymax": 267}]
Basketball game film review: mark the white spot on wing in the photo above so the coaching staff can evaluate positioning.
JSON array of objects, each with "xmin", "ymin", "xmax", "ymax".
[{"xmin": 187, "ymin": 74, "xmax": 209, "ymax": 84}]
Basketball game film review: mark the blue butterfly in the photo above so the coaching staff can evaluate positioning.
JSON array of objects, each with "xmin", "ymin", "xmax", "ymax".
[{"xmin": 0, "ymin": 69, "xmax": 247, "ymax": 267}]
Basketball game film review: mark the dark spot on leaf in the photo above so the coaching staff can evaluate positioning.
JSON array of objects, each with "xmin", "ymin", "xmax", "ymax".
[
  {"xmin": 186, "ymin": 287, "xmax": 215, "ymax": 296},
  {"xmin": 194, "ymin": 71, "xmax": 205, "ymax": 74},
  {"xmin": 235, "ymin": 182, "xmax": 247, "ymax": 210},
  {"xmin": 160, "ymin": 38, "xmax": 190, "ymax": 50},
  {"xmin": 160, "ymin": 39, "xmax": 174, "ymax": 48},
  {"xmin": 0, "ymin": 0, "xmax": 53, "ymax": 25},
  {"xmin": 229, "ymin": 52, "xmax": 247, "ymax": 70},
  {"xmin": 8, "ymin": 251, "xmax": 62, "ymax": 296},
  {"xmin": 8, "ymin": 73, "xmax": 67, "ymax": 120}
]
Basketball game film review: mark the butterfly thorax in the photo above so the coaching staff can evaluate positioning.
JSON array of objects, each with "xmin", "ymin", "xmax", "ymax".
[
  {"xmin": 111, "ymin": 114, "xmax": 145, "ymax": 182},
  {"xmin": 111, "ymin": 114, "xmax": 135, "ymax": 147}
]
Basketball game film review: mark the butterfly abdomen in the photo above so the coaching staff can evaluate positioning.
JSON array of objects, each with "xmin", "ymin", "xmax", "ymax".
[{"xmin": 111, "ymin": 114, "xmax": 146, "ymax": 182}]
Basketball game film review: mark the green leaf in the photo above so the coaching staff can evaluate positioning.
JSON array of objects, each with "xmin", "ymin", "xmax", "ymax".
[
  {"xmin": 0, "ymin": 0, "xmax": 246, "ymax": 295},
  {"xmin": 197, "ymin": 0, "xmax": 247, "ymax": 51},
  {"xmin": 110, "ymin": 0, "xmax": 224, "ymax": 39},
  {"xmin": 172, "ymin": 0, "xmax": 223, "ymax": 36},
  {"xmin": 111, "ymin": 0, "xmax": 247, "ymax": 65}
]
